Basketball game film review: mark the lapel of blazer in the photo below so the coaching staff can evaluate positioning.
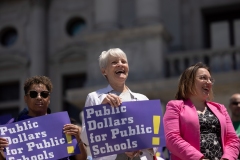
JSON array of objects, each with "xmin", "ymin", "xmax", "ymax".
[{"xmin": 183, "ymin": 99, "xmax": 201, "ymax": 149}]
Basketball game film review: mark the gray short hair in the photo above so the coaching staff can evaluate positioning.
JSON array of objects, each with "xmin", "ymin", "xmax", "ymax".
[{"xmin": 99, "ymin": 48, "xmax": 128, "ymax": 69}]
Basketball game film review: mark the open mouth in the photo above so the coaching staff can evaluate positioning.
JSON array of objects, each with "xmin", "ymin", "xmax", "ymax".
[
  {"xmin": 36, "ymin": 103, "xmax": 43, "ymax": 106},
  {"xmin": 115, "ymin": 70, "xmax": 125, "ymax": 75},
  {"xmin": 202, "ymin": 86, "xmax": 210, "ymax": 93}
]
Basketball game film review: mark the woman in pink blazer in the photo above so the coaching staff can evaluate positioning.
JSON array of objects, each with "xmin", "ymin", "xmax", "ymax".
[{"xmin": 163, "ymin": 62, "xmax": 240, "ymax": 160}]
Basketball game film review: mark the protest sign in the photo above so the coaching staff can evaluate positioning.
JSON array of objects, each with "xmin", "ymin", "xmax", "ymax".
[
  {"xmin": 84, "ymin": 99, "xmax": 165, "ymax": 158},
  {"xmin": 0, "ymin": 111, "xmax": 80, "ymax": 160}
]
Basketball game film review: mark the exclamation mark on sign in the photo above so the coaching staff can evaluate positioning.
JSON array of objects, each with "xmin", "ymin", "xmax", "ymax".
[
  {"xmin": 66, "ymin": 134, "xmax": 74, "ymax": 154},
  {"xmin": 152, "ymin": 115, "xmax": 160, "ymax": 145}
]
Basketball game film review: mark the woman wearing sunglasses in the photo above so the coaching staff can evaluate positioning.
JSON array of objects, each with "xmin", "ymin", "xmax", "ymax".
[{"xmin": 0, "ymin": 76, "xmax": 87, "ymax": 160}]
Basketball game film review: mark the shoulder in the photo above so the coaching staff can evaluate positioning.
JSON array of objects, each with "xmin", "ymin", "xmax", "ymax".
[
  {"xmin": 164, "ymin": 100, "xmax": 185, "ymax": 120},
  {"xmin": 87, "ymin": 86, "xmax": 109, "ymax": 98},
  {"xmin": 164, "ymin": 100, "xmax": 186, "ymax": 113},
  {"xmin": 207, "ymin": 101, "xmax": 226, "ymax": 113},
  {"xmin": 85, "ymin": 86, "xmax": 110, "ymax": 107},
  {"xmin": 15, "ymin": 108, "xmax": 29, "ymax": 122},
  {"xmin": 207, "ymin": 101, "xmax": 224, "ymax": 108},
  {"xmin": 166, "ymin": 100, "xmax": 184, "ymax": 107},
  {"xmin": 131, "ymin": 92, "xmax": 149, "ymax": 100}
]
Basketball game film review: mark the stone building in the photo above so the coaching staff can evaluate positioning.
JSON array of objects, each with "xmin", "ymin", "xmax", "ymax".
[{"xmin": 0, "ymin": 0, "xmax": 239, "ymax": 122}]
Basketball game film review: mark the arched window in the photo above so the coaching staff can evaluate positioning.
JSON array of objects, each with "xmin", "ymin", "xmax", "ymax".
[
  {"xmin": 66, "ymin": 17, "xmax": 86, "ymax": 37},
  {"xmin": 0, "ymin": 27, "xmax": 18, "ymax": 47}
]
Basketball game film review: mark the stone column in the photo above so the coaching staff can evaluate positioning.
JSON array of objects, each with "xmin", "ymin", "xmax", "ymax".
[
  {"xmin": 28, "ymin": 0, "xmax": 47, "ymax": 76},
  {"xmin": 135, "ymin": 0, "xmax": 160, "ymax": 25},
  {"xmin": 94, "ymin": 0, "xmax": 118, "ymax": 30}
]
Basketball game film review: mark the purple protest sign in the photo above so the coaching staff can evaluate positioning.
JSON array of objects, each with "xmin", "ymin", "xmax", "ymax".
[
  {"xmin": 84, "ymin": 99, "xmax": 165, "ymax": 158},
  {"xmin": 0, "ymin": 111, "xmax": 80, "ymax": 160}
]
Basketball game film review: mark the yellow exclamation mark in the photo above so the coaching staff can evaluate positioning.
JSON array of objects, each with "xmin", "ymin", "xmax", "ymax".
[
  {"xmin": 152, "ymin": 115, "xmax": 160, "ymax": 145},
  {"xmin": 66, "ymin": 134, "xmax": 74, "ymax": 154}
]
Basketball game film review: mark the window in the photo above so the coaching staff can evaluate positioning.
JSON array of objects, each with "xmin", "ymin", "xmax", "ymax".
[
  {"xmin": 62, "ymin": 73, "xmax": 87, "ymax": 124},
  {"xmin": 0, "ymin": 81, "xmax": 20, "ymax": 119},
  {"xmin": 202, "ymin": 4, "xmax": 240, "ymax": 48},
  {"xmin": 0, "ymin": 27, "xmax": 18, "ymax": 47},
  {"xmin": 0, "ymin": 107, "xmax": 19, "ymax": 122},
  {"xmin": 0, "ymin": 81, "xmax": 20, "ymax": 102},
  {"xmin": 66, "ymin": 17, "xmax": 86, "ymax": 37}
]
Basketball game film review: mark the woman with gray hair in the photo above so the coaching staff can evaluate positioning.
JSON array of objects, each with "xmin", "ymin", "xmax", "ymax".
[{"xmin": 80, "ymin": 48, "xmax": 157, "ymax": 160}]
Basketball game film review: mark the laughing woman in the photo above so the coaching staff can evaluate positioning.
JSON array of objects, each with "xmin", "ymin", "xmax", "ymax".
[
  {"xmin": 80, "ymin": 48, "xmax": 157, "ymax": 160},
  {"xmin": 163, "ymin": 62, "xmax": 240, "ymax": 160}
]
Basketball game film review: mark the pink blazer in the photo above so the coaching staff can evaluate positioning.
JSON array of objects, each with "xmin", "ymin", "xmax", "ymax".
[{"xmin": 163, "ymin": 99, "xmax": 240, "ymax": 160}]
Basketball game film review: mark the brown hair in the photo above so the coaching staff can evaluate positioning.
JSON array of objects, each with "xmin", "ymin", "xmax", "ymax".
[
  {"xmin": 175, "ymin": 62, "xmax": 213, "ymax": 100},
  {"xmin": 24, "ymin": 76, "xmax": 53, "ymax": 94}
]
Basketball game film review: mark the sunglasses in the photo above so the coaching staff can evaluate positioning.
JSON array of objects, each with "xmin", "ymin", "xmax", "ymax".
[
  {"xmin": 231, "ymin": 101, "xmax": 240, "ymax": 105},
  {"xmin": 26, "ymin": 91, "xmax": 50, "ymax": 98}
]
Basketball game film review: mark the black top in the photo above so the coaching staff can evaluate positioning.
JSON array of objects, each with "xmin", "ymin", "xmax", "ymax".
[{"xmin": 198, "ymin": 107, "xmax": 223, "ymax": 159}]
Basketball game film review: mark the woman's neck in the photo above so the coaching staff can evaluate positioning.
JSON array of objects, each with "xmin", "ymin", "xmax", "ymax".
[
  {"xmin": 189, "ymin": 96, "xmax": 206, "ymax": 112},
  {"xmin": 28, "ymin": 112, "xmax": 47, "ymax": 117},
  {"xmin": 109, "ymin": 82, "xmax": 127, "ymax": 93}
]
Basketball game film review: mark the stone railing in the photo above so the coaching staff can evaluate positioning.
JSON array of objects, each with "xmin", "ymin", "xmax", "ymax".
[{"xmin": 164, "ymin": 47, "xmax": 240, "ymax": 77}]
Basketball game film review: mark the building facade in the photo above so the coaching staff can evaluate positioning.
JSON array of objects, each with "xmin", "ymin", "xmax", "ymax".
[{"xmin": 0, "ymin": 0, "xmax": 239, "ymax": 122}]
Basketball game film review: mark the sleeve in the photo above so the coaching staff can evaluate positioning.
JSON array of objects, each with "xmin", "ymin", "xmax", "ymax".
[
  {"xmin": 220, "ymin": 104, "xmax": 240, "ymax": 160},
  {"xmin": 163, "ymin": 100, "xmax": 204, "ymax": 160}
]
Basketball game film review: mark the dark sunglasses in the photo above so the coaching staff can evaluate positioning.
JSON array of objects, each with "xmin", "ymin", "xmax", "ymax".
[
  {"xmin": 26, "ymin": 91, "xmax": 50, "ymax": 98},
  {"xmin": 231, "ymin": 101, "xmax": 240, "ymax": 105}
]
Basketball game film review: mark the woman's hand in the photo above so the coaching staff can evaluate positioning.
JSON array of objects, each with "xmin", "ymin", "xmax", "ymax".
[
  {"xmin": 63, "ymin": 124, "xmax": 82, "ymax": 143},
  {"xmin": 0, "ymin": 137, "xmax": 8, "ymax": 151},
  {"xmin": 102, "ymin": 93, "xmax": 121, "ymax": 107},
  {"xmin": 125, "ymin": 151, "xmax": 141, "ymax": 159}
]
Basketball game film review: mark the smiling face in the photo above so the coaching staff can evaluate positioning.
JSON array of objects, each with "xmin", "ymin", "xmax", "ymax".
[
  {"xmin": 24, "ymin": 83, "xmax": 50, "ymax": 117},
  {"xmin": 193, "ymin": 68, "xmax": 213, "ymax": 101},
  {"xmin": 101, "ymin": 55, "xmax": 129, "ymax": 85}
]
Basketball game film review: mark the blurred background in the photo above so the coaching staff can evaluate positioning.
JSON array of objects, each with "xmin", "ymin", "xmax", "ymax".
[{"xmin": 0, "ymin": 0, "xmax": 239, "ymax": 124}]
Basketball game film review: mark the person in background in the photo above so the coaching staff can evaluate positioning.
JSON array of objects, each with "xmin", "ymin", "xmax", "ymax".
[
  {"xmin": 163, "ymin": 62, "xmax": 240, "ymax": 160},
  {"xmin": 80, "ymin": 48, "xmax": 157, "ymax": 160},
  {"xmin": 0, "ymin": 76, "xmax": 87, "ymax": 160},
  {"xmin": 229, "ymin": 93, "xmax": 240, "ymax": 137},
  {"xmin": 229, "ymin": 93, "xmax": 240, "ymax": 160}
]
